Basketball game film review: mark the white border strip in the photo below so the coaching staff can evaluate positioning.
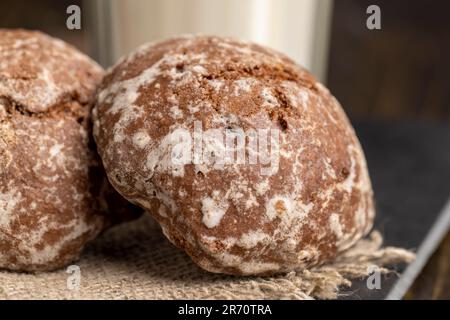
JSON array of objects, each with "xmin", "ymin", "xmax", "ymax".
[{"xmin": 386, "ymin": 197, "xmax": 450, "ymax": 300}]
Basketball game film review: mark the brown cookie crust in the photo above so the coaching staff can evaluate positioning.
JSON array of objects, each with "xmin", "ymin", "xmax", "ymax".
[
  {"xmin": 93, "ymin": 36, "xmax": 375, "ymax": 275},
  {"xmin": 0, "ymin": 29, "xmax": 135, "ymax": 272}
]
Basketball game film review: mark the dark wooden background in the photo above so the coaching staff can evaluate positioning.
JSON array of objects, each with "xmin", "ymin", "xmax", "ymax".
[
  {"xmin": 328, "ymin": 0, "xmax": 450, "ymax": 123},
  {"xmin": 406, "ymin": 232, "xmax": 450, "ymax": 299},
  {"xmin": 327, "ymin": 0, "xmax": 450, "ymax": 299}
]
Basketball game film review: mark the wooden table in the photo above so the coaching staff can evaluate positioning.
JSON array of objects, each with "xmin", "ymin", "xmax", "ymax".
[{"xmin": 406, "ymin": 232, "xmax": 450, "ymax": 299}]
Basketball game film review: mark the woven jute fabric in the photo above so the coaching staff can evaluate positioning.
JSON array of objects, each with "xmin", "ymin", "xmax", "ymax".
[{"xmin": 0, "ymin": 216, "xmax": 415, "ymax": 300}]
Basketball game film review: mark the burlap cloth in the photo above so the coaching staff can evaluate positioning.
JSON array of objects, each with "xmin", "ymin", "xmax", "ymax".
[{"xmin": 0, "ymin": 216, "xmax": 415, "ymax": 300}]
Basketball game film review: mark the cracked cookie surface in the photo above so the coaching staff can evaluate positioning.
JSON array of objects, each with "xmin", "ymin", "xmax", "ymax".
[
  {"xmin": 93, "ymin": 36, "xmax": 375, "ymax": 275},
  {"xmin": 0, "ymin": 29, "xmax": 138, "ymax": 272}
]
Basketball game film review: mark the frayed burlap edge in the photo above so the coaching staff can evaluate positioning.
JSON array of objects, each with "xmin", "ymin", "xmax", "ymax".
[{"xmin": 0, "ymin": 216, "xmax": 415, "ymax": 300}]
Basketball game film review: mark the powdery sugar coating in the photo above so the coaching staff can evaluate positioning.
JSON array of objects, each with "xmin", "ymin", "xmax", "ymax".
[
  {"xmin": 0, "ymin": 29, "xmax": 103, "ymax": 113},
  {"xmin": 93, "ymin": 36, "xmax": 375, "ymax": 275},
  {"xmin": 0, "ymin": 30, "xmax": 138, "ymax": 272}
]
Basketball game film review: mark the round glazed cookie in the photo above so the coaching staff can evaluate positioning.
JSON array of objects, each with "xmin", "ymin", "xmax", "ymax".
[
  {"xmin": 93, "ymin": 36, "xmax": 375, "ymax": 275},
  {"xmin": 0, "ymin": 29, "xmax": 138, "ymax": 272}
]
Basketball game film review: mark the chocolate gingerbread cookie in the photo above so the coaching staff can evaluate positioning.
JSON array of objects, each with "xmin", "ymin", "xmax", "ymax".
[
  {"xmin": 93, "ymin": 36, "xmax": 375, "ymax": 275},
  {"xmin": 0, "ymin": 29, "xmax": 138, "ymax": 272}
]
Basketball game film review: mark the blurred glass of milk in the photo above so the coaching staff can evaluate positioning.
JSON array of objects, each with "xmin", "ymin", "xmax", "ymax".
[{"xmin": 86, "ymin": 0, "xmax": 333, "ymax": 82}]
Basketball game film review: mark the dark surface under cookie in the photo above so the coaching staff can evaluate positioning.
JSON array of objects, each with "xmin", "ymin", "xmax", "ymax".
[{"xmin": 340, "ymin": 121, "xmax": 450, "ymax": 299}]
